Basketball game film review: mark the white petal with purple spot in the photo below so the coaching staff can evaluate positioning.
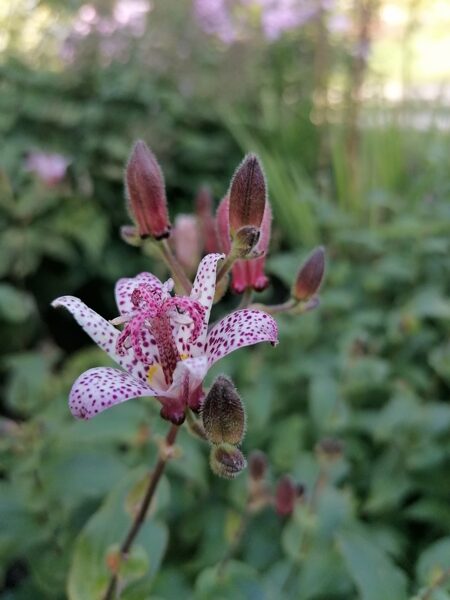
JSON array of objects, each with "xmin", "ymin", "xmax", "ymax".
[
  {"xmin": 191, "ymin": 253, "xmax": 224, "ymax": 332},
  {"xmin": 205, "ymin": 309, "xmax": 278, "ymax": 366},
  {"xmin": 115, "ymin": 272, "xmax": 162, "ymax": 314},
  {"xmin": 69, "ymin": 367, "xmax": 154, "ymax": 419}
]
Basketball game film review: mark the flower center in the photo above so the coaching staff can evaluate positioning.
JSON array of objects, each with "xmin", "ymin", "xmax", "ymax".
[{"xmin": 116, "ymin": 281, "xmax": 206, "ymax": 386}]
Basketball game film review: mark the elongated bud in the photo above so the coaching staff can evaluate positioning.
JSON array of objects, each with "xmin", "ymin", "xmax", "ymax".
[
  {"xmin": 202, "ymin": 375, "xmax": 246, "ymax": 445},
  {"xmin": 249, "ymin": 450, "xmax": 268, "ymax": 481},
  {"xmin": 210, "ymin": 443, "xmax": 247, "ymax": 479},
  {"xmin": 292, "ymin": 246, "xmax": 325, "ymax": 302},
  {"xmin": 126, "ymin": 140, "xmax": 171, "ymax": 240},
  {"xmin": 229, "ymin": 154, "xmax": 266, "ymax": 238},
  {"xmin": 195, "ymin": 186, "xmax": 218, "ymax": 253},
  {"xmin": 275, "ymin": 475, "xmax": 297, "ymax": 516}
]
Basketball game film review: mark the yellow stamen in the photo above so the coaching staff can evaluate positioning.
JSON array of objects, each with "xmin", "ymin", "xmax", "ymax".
[
  {"xmin": 180, "ymin": 353, "xmax": 189, "ymax": 361},
  {"xmin": 147, "ymin": 364, "xmax": 159, "ymax": 384}
]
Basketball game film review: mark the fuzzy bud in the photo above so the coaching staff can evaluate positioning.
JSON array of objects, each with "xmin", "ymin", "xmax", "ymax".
[
  {"xmin": 125, "ymin": 140, "xmax": 171, "ymax": 240},
  {"xmin": 249, "ymin": 450, "xmax": 268, "ymax": 481},
  {"xmin": 210, "ymin": 443, "xmax": 247, "ymax": 479},
  {"xmin": 229, "ymin": 154, "xmax": 266, "ymax": 238},
  {"xmin": 292, "ymin": 246, "xmax": 325, "ymax": 302},
  {"xmin": 202, "ymin": 375, "xmax": 246, "ymax": 445},
  {"xmin": 275, "ymin": 475, "xmax": 297, "ymax": 516}
]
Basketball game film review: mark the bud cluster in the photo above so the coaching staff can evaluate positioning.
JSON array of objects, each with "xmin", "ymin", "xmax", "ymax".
[{"xmin": 201, "ymin": 375, "xmax": 247, "ymax": 479}]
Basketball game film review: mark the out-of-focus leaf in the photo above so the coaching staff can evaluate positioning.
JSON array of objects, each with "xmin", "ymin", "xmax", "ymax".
[
  {"xmin": 416, "ymin": 538, "xmax": 450, "ymax": 588},
  {"xmin": 0, "ymin": 284, "xmax": 35, "ymax": 322},
  {"xmin": 337, "ymin": 531, "xmax": 408, "ymax": 600}
]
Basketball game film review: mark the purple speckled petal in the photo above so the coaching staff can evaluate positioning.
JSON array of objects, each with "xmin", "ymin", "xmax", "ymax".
[
  {"xmin": 191, "ymin": 253, "xmax": 225, "ymax": 329},
  {"xmin": 69, "ymin": 367, "xmax": 155, "ymax": 420},
  {"xmin": 161, "ymin": 356, "xmax": 209, "ymax": 401},
  {"xmin": 115, "ymin": 272, "xmax": 163, "ymax": 315},
  {"xmin": 205, "ymin": 309, "xmax": 278, "ymax": 367},
  {"xmin": 51, "ymin": 295, "xmax": 149, "ymax": 384}
]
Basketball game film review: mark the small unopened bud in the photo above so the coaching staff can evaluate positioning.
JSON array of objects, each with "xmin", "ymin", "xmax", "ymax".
[
  {"xmin": 275, "ymin": 475, "xmax": 297, "ymax": 516},
  {"xmin": 233, "ymin": 225, "xmax": 260, "ymax": 258},
  {"xmin": 210, "ymin": 443, "xmax": 247, "ymax": 479},
  {"xmin": 316, "ymin": 437, "xmax": 344, "ymax": 462},
  {"xmin": 229, "ymin": 154, "xmax": 266, "ymax": 238},
  {"xmin": 202, "ymin": 375, "xmax": 246, "ymax": 445},
  {"xmin": 249, "ymin": 450, "xmax": 268, "ymax": 481},
  {"xmin": 126, "ymin": 140, "xmax": 171, "ymax": 240},
  {"xmin": 292, "ymin": 246, "xmax": 325, "ymax": 302},
  {"xmin": 120, "ymin": 225, "xmax": 142, "ymax": 247}
]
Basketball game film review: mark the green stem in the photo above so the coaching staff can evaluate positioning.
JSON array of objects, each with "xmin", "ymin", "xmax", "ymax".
[
  {"xmin": 250, "ymin": 299, "xmax": 296, "ymax": 315},
  {"xmin": 238, "ymin": 288, "xmax": 254, "ymax": 309},
  {"xmin": 216, "ymin": 252, "xmax": 237, "ymax": 285}
]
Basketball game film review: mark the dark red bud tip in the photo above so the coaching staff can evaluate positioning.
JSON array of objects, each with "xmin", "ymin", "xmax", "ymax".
[
  {"xmin": 293, "ymin": 246, "xmax": 326, "ymax": 302},
  {"xmin": 275, "ymin": 475, "xmax": 297, "ymax": 516},
  {"xmin": 249, "ymin": 450, "xmax": 268, "ymax": 481},
  {"xmin": 229, "ymin": 154, "xmax": 267, "ymax": 237},
  {"xmin": 201, "ymin": 375, "xmax": 246, "ymax": 445},
  {"xmin": 210, "ymin": 443, "xmax": 247, "ymax": 479},
  {"xmin": 125, "ymin": 140, "xmax": 171, "ymax": 240}
]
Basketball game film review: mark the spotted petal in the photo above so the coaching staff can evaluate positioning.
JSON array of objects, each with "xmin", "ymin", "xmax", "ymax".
[
  {"xmin": 69, "ymin": 367, "xmax": 154, "ymax": 419},
  {"xmin": 191, "ymin": 253, "xmax": 225, "ymax": 328},
  {"xmin": 205, "ymin": 309, "xmax": 278, "ymax": 366},
  {"xmin": 115, "ymin": 272, "xmax": 163, "ymax": 315},
  {"xmin": 52, "ymin": 295, "xmax": 149, "ymax": 383}
]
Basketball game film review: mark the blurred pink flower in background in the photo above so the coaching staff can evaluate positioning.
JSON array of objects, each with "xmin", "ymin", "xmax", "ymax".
[
  {"xmin": 25, "ymin": 152, "xmax": 71, "ymax": 187},
  {"xmin": 172, "ymin": 214, "xmax": 202, "ymax": 277},
  {"xmin": 193, "ymin": 0, "xmax": 334, "ymax": 43}
]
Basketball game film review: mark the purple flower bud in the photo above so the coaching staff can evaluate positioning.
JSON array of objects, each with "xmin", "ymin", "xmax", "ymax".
[
  {"xmin": 201, "ymin": 375, "xmax": 246, "ymax": 445},
  {"xmin": 229, "ymin": 154, "xmax": 266, "ymax": 238},
  {"xmin": 275, "ymin": 475, "xmax": 297, "ymax": 516},
  {"xmin": 249, "ymin": 450, "xmax": 268, "ymax": 481},
  {"xmin": 125, "ymin": 140, "xmax": 171, "ymax": 240},
  {"xmin": 210, "ymin": 443, "xmax": 247, "ymax": 479},
  {"xmin": 292, "ymin": 246, "xmax": 325, "ymax": 302}
]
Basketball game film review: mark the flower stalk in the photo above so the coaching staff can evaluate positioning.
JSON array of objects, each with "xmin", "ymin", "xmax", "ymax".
[{"xmin": 103, "ymin": 423, "xmax": 179, "ymax": 600}]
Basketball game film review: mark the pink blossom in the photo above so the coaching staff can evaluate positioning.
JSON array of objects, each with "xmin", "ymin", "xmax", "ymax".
[
  {"xmin": 172, "ymin": 214, "xmax": 202, "ymax": 277},
  {"xmin": 52, "ymin": 254, "xmax": 278, "ymax": 424},
  {"xmin": 25, "ymin": 152, "xmax": 70, "ymax": 187}
]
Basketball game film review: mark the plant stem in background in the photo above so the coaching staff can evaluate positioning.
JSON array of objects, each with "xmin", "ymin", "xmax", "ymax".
[
  {"xmin": 103, "ymin": 424, "xmax": 179, "ymax": 600},
  {"xmin": 217, "ymin": 508, "xmax": 251, "ymax": 577}
]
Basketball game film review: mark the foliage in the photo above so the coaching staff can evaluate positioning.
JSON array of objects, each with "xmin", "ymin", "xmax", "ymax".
[{"xmin": 1, "ymin": 0, "xmax": 450, "ymax": 598}]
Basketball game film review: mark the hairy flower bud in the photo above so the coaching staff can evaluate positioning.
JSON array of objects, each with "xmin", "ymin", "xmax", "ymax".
[
  {"xmin": 210, "ymin": 443, "xmax": 247, "ymax": 479},
  {"xmin": 201, "ymin": 375, "xmax": 246, "ymax": 446},
  {"xmin": 229, "ymin": 154, "xmax": 266, "ymax": 238},
  {"xmin": 292, "ymin": 246, "xmax": 325, "ymax": 302},
  {"xmin": 125, "ymin": 140, "xmax": 171, "ymax": 240},
  {"xmin": 249, "ymin": 450, "xmax": 268, "ymax": 481},
  {"xmin": 275, "ymin": 475, "xmax": 298, "ymax": 516},
  {"xmin": 233, "ymin": 225, "xmax": 261, "ymax": 258}
]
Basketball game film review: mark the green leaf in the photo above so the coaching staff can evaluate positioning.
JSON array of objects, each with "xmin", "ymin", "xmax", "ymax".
[
  {"xmin": 416, "ymin": 538, "xmax": 450, "ymax": 587},
  {"xmin": 337, "ymin": 531, "xmax": 408, "ymax": 600}
]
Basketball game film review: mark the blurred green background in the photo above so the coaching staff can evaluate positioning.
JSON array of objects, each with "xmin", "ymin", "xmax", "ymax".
[{"xmin": 1, "ymin": 1, "xmax": 450, "ymax": 598}]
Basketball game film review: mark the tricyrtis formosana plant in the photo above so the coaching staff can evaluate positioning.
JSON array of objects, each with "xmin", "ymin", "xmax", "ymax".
[{"xmin": 52, "ymin": 142, "xmax": 325, "ymax": 599}]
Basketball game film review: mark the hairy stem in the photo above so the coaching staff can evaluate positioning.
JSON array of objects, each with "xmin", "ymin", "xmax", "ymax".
[{"xmin": 103, "ymin": 424, "xmax": 179, "ymax": 600}]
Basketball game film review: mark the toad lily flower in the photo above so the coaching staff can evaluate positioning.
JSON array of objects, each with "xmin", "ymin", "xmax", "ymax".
[{"xmin": 52, "ymin": 254, "xmax": 278, "ymax": 424}]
